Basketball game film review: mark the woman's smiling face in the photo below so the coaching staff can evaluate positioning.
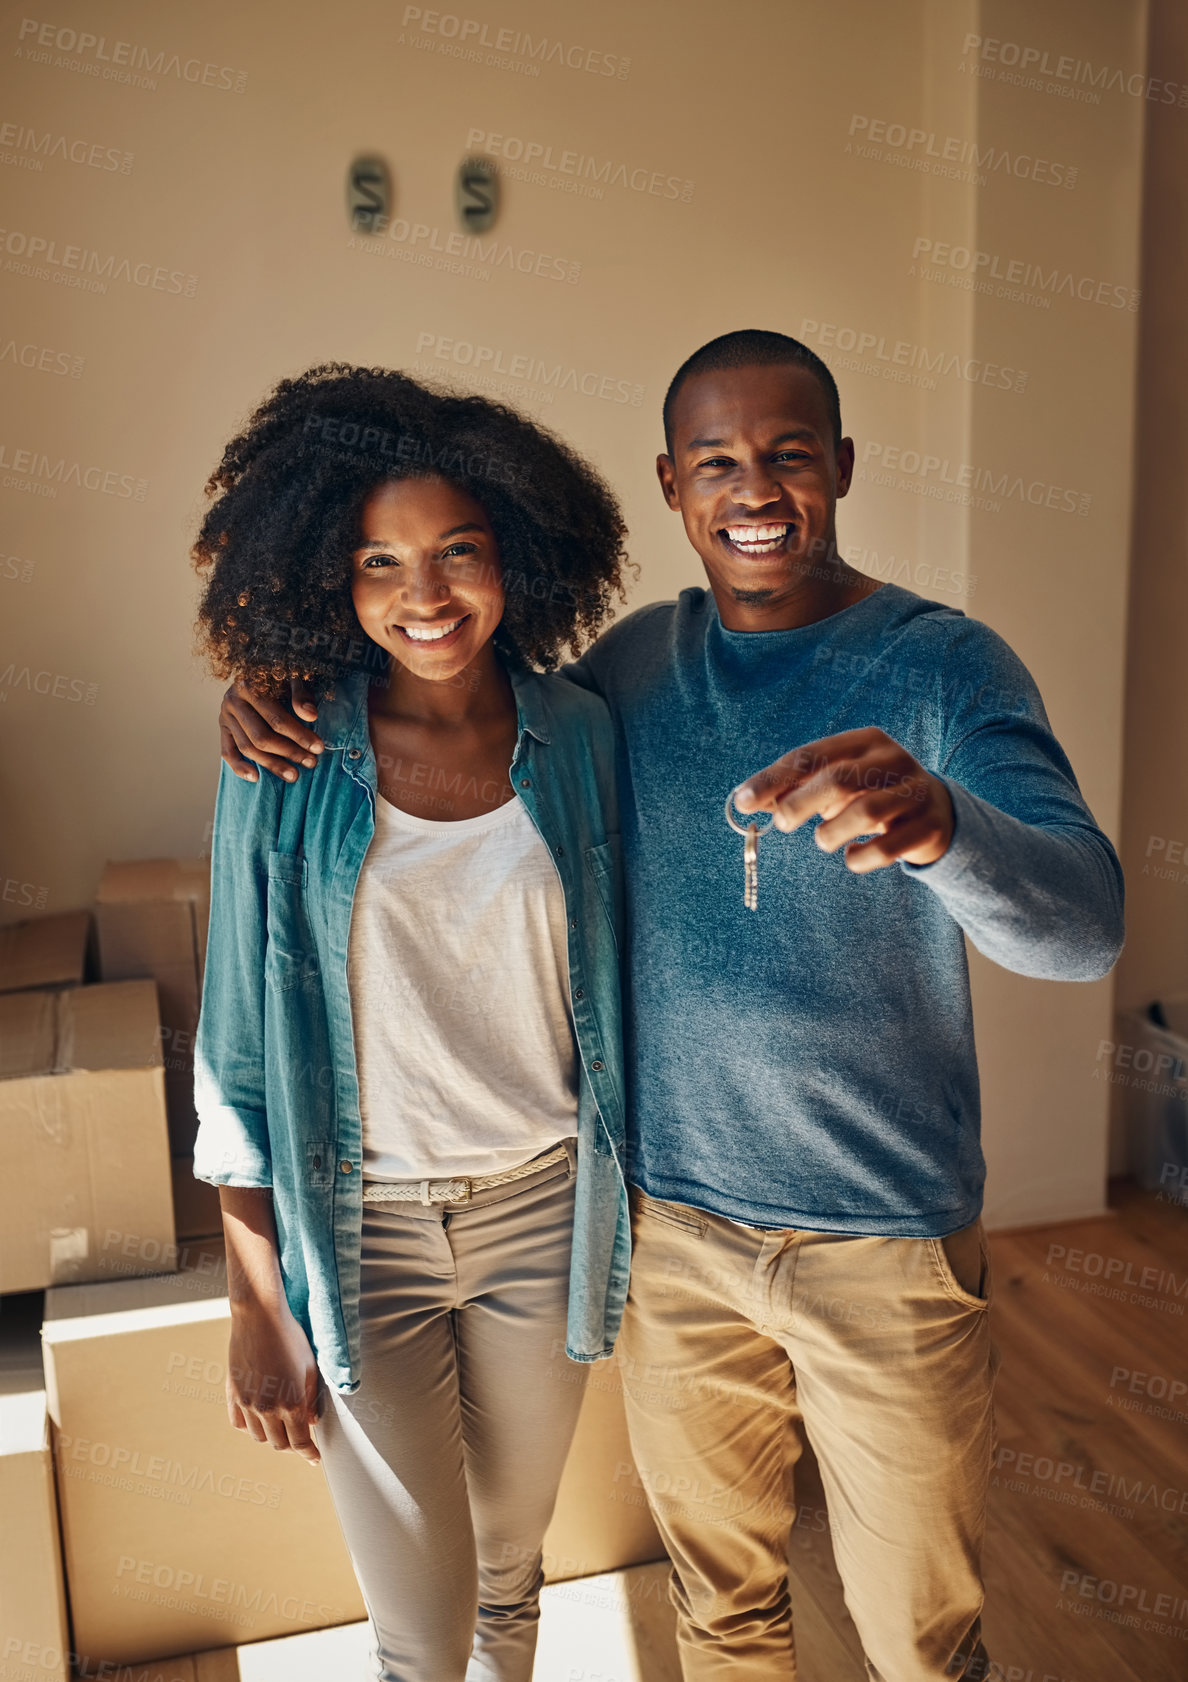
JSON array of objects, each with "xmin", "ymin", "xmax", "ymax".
[{"xmin": 350, "ymin": 475, "xmax": 505, "ymax": 683}]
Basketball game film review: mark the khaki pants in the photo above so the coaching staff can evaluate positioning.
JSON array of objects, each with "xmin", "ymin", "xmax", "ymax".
[{"xmin": 617, "ymin": 1186, "xmax": 996, "ymax": 1682}]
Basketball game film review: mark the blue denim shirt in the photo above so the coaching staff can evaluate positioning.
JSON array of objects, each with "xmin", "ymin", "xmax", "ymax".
[{"xmin": 193, "ymin": 664, "xmax": 630, "ymax": 1393}]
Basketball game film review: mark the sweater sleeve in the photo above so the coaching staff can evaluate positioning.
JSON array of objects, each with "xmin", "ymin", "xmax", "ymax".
[
  {"xmin": 558, "ymin": 602, "xmax": 679, "ymax": 702},
  {"xmin": 899, "ymin": 621, "xmax": 1124, "ymax": 982},
  {"xmin": 558, "ymin": 647, "xmax": 603, "ymax": 698}
]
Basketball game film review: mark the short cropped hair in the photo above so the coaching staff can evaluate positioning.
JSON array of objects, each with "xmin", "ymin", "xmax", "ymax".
[{"xmin": 662, "ymin": 329, "xmax": 843, "ymax": 454}]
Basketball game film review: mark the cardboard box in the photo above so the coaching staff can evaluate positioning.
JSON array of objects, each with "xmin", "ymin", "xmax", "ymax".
[
  {"xmin": 95, "ymin": 860, "xmax": 211, "ymax": 1157},
  {"xmin": 171, "ymin": 1159, "xmax": 224, "ymax": 1241},
  {"xmin": 0, "ymin": 980, "xmax": 176, "ymax": 1294},
  {"xmin": 120, "ymin": 1657, "xmax": 236, "ymax": 1682},
  {"xmin": 95, "ymin": 859, "xmax": 211, "ymax": 977},
  {"xmin": 0, "ymin": 1292, "xmax": 70, "ymax": 1682},
  {"xmin": 0, "ymin": 910, "xmax": 94, "ymax": 996},
  {"xmin": 40, "ymin": 1240, "xmax": 662, "ymax": 1667},
  {"xmin": 41, "ymin": 1242, "xmax": 366, "ymax": 1666}
]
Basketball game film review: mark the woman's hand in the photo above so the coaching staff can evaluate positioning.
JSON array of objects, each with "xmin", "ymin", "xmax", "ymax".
[
  {"xmin": 217, "ymin": 1184, "xmax": 321, "ymax": 1463},
  {"xmin": 226, "ymin": 1297, "xmax": 323, "ymax": 1464},
  {"xmin": 220, "ymin": 678, "xmax": 324, "ymax": 783}
]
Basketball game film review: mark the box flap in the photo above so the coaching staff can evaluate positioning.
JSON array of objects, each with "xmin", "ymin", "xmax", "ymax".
[
  {"xmin": 43, "ymin": 1239, "xmax": 227, "ymax": 1334},
  {"xmin": 0, "ymin": 989, "xmax": 59, "ymax": 1079},
  {"xmin": 0, "ymin": 909, "xmax": 93, "ymax": 994},
  {"xmin": 41, "ymin": 1294, "xmax": 230, "ymax": 1344},
  {"xmin": 97, "ymin": 859, "xmax": 210, "ymax": 907}
]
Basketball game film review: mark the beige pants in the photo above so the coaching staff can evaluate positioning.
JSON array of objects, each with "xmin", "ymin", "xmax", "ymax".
[
  {"xmin": 317, "ymin": 1146, "xmax": 588, "ymax": 1682},
  {"xmin": 617, "ymin": 1186, "xmax": 996, "ymax": 1682}
]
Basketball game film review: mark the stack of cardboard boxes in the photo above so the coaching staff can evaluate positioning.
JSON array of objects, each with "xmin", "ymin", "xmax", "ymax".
[
  {"xmin": 94, "ymin": 860, "xmax": 222, "ymax": 1242},
  {"xmin": 40, "ymin": 1238, "xmax": 368, "ymax": 1665},
  {"xmin": 0, "ymin": 908, "xmax": 177, "ymax": 1294},
  {"xmin": 0, "ymin": 896, "xmax": 180, "ymax": 1680},
  {"xmin": 1, "ymin": 871, "xmax": 663, "ymax": 1675},
  {"xmin": 39, "ymin": 1239, "xmax": 662, "ymax": 1669},
  {"xmin": 0, "ymin": 1291, "xmax": 70, "ymax": 1682}
]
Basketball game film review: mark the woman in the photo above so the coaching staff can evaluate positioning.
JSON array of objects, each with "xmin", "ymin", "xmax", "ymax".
[{"xmin": 191, "ymin": 363, "xmax": 632, "ymax": 1681}]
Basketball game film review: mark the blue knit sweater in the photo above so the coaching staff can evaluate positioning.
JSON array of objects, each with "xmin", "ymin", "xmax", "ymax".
[{"xmin": 565, "ymin": 583, "xmax": 1124, "ymax": 1236}]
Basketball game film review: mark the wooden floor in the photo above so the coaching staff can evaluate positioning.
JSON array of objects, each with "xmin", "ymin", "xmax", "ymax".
[{"xmin": 173, "ymin": 1181, "xmax": 1188, "ymax": 1681}]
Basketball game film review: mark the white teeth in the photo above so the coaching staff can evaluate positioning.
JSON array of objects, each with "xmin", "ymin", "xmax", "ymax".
[
  {"xmin": 729, "ymin": 523, "xmax": 787, "ymax": 539},
  {"xmin": 402, "ymin": 616, "xmax": 464, "ymax": 642},
  {"xmin": 724, "ymin": 523, "xmax": 791, "ymax": 553}
]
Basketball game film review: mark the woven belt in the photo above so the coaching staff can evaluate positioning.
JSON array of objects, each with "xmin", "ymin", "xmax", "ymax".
[{"xmin": 361, "ymin": 1141, "xmax": 570, "ymax": 1206}]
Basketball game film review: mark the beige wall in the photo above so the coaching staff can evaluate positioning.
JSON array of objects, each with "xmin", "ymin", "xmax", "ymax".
[
  {"xmin": 961, "ymin": 0, "xmax": 1146, "ymax": 1221},
  {"xmin": 1111, "ymin": 0, "xmax": 1188, "ymax": 1165},
  {"xmin": 0, "ymin": 0, "xmax": 1151, "ymax": 1224}
]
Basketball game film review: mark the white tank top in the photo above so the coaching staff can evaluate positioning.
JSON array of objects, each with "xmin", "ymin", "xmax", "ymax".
[{"xmin": 346, "ymin": 790, "xmax": 578, "ymax": 1180}]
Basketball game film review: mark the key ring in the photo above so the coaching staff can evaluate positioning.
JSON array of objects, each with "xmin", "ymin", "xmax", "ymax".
[
  {"xmin": 724, "ymin": 790, "xmax": 776, "ymax": 837},
  {"xmin": 725, "ymin": 789, "xmax": 775, "ymax": 911}
]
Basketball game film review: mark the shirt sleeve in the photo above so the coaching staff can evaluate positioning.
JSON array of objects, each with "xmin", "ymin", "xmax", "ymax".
[
  {"xmin": 557, "ymin": 646, "xmax": 606, "ymax": 698},
  {"xmin": 900, "ymin": 620, "xmax": 1125, "ymax": 982},
  {"xmin": 192, "ymin": 763, "xmax": 277, "ymax": 1187},
  {"xmin": 557, "ymin": 601, "xmax": 676, "ymax": 701}
]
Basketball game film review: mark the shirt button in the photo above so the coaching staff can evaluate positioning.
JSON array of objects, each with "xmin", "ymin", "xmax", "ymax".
[
  {"xmin": 556, "ymin": 845, "xmax": 564, "ymax": 856},
  {"xmin": 312, "ymin": 1155, "xmax": 322, "ymax": 1170},
  {"xmin": 339, "ymin": 1161, "xmax": 353, "ymax": 1174},
  {"xmin": 569, "ymin": 918, "xmax": 577, "ymax": 930},
  {"xmin": 574, "ymin": 988, "xmax": 584, "ymax": 1000},
  {"xmin": 591, "ymin": 1060, "xmax": 604, "ymax": 1071},
  {"xmin": 348, "ymin": 749, "xmax": 361, "ymax": 760},
  {"xmin": 520, "ymin": 778, "xmax": 531, "ymax": 789}
]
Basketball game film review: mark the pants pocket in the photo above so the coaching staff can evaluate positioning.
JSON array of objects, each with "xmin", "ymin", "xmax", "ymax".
[
  {"xmin": 631, "ymin": 1187, "xmax": 708, "ymax": 1237},
  {"xmin": 929, "ymin": 1220, "xmax": 990, "ymax": 1309}
]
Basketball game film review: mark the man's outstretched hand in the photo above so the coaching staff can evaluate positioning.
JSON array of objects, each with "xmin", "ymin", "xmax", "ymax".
[
  {"xmin": 734, "ymin": 728, "xmax": 954, "ymax": 872},
  {"xmin": 220, "ymin": 680, "xmax": 324, "ymax": 782}
]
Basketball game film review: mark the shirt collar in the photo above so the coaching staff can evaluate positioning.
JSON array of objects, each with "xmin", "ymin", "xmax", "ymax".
[
  {"xmin": 316, "ymin": 673, "xmax": 371, "ymax": 752},
  {"xmin": 507, "ymin": 663, "xmax": 552, "ymax": 746},
  {"xmin": 315, "ymin": 661, "xmax": 552, "ymax": 754}
]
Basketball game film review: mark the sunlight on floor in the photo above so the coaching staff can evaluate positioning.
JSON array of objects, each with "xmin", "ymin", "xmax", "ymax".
[{"xmin": 216, "ymin": 1561, "xmax": 680, "ymax": 1682}]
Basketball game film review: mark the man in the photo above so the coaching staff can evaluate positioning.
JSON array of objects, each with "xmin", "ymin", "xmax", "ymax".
[{"xmin": 219, "ymin": 331, "xmax": 1124, "ymax": 1679}]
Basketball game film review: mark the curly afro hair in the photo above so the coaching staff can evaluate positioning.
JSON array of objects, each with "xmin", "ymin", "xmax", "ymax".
[{"xmin": 193, "ymin": 362, "xmax": 631, "ymax": 695}]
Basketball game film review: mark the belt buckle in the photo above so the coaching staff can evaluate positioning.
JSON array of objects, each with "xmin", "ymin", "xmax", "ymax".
[{"xmin": 424, "ymin": 1176, "xmax": 473, "ymax": 1205}]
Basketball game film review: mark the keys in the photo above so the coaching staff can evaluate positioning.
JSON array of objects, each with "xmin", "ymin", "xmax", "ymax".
[
  {"xmin": 744, "ymin": 823, "xmax": 759, "ymax": 911},
  {"xmin": 724, "ymin": 791, "xmax": 773, "ymax": 912}
]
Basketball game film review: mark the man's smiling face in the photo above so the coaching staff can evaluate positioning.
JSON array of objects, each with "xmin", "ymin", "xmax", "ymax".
[{"xmin": 657, "ymin": 362, "xmax": 855, "ymax": 614}]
